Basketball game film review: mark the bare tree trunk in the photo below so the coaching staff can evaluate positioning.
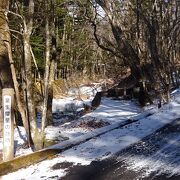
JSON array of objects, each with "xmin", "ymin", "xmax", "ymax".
[
  {"xmin": 94, "ymin": 0, "xmax": 142, "ymax": 81},
  {"xmin": 49, "ymin": 16, "xmax": 57, "ymax": 85},
  {"xmin": 23, "ymin": 0, "xmax": 41, "ymax": 150},
  {"xmin": 48, "ymin": 4, "xmax": 57, "ymax": 126},
  {"xmin": 7, "ymin": 32, "xmax": 31, "ymax": 146},
  {"xmin": 48, "ymin": 16, "xmax": 57, "ymax": 126},
  {"xmin": 41, "ymin": 9, "xmax": 51, "ymax": 132},
  {"xmin": 0, "ymin": 0, "xmax": 14, "ymax": 136}
]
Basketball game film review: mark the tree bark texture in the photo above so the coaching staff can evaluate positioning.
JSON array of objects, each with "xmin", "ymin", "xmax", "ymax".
[
  {"xmin": 0, "ymin": 1, "xmax": 13, "ymax": 88},
  {"xmin": 0, "ymin": 0, "xmax": 14, "ymax": 137},
  {"xmin": 41, "ymin": 15, "xmax": 51, "ymax": 132},
  {"xmin": 23, "ymin": 0, "xmax": 43, "ymax": 150},
  {"xmin": 95, "ymin": 0, "xmax": 142, "ymax": 81}
]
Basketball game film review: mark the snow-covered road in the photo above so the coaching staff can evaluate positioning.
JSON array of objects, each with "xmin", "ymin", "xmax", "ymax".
[
  {"xmin": 1, "ymin": 89, "xmax": 180, "ymax": 179},
  {"xmin": 61, "ymin": 119, "xmax": 180, "ymax": 180}
]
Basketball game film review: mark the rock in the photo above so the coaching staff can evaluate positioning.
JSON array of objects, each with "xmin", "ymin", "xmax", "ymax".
[{"xmin": 91, "ymin": 92, "xmax": 102, "ymax": 109}]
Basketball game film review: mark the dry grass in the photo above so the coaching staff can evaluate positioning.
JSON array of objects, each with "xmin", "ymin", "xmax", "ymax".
[
  {"xmin": 53, "ymin": 76, "xmax": 102, "ymax": 99},
  {"xmin": 34, "ymin": 75, "xmax": 113, "ymax": 100},
  {"xmin": 53, "ymin": 79, "xmax": 69, "ymax": 99}
]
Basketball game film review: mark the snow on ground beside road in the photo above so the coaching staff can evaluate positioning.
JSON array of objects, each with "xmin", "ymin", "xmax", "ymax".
[
  {"xmin": 52, "ymin": 83, "xmax": 102, "ymax": 113},
  {"xmin": 68, "ymin": 84, "xmax": 102, "ymax": 97},
  {"xmin": 83, "ymin": 98, "xmax": 141, "ymax": 123},
  {"xmin": 52, "ymin": 97, "xmax": 89, "ymax": 113},
  {"xmin": 0, "ymin": 85, "xmax": 141, "ymax": 158},
  {"xmin": 1, "ymin": 91, "xmax": 180, "ymax": 179},
  {"xmin": 52, "ymin": 98, "xmax": 141, "ymax": 141}
]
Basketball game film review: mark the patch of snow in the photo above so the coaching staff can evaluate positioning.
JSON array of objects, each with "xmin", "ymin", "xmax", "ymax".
[
  {"xmin": 52, "ymin": 83, "xmax": 102, "ymax": 113},
  {"xmin": 83, "ymin": 98, "xmax": 141, "ymax": 124},
  {"xmin": 123, "ymin": 135, "xmax": 180, "ymax": 178},
  {"xmin": 45, "ymin": 126, "xmax": 66, "ymax": 141},
  {"xmin": 52, "ymin": 98, "xmax": 86, "ymax": 113},
  {"xmin": 1, "ymin": 126, "xmax": 32, "ymax": 157},
  {"xmin": 68, "ymin": 84, "xmax": 102, "ymax": 97},
  {"xmin": 1, "ymin": 157, "xmax": 67, "ymax": 180},
  {"xmin": 171, "ymin": 88, "xmax": 180, "ymax": 95}
]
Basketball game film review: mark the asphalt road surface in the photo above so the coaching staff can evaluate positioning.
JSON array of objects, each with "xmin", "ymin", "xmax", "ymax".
[{"xmin": 60, "ymin": 119, "xmax": 180, "ymax": 180}]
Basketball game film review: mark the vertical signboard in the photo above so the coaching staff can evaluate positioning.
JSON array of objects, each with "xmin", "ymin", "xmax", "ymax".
[{"xmin": 2, "ymin": 88, "xmax": 14, "ymax": 161}]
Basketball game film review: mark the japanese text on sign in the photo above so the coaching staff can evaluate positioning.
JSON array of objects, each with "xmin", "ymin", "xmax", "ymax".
[{"xmin": 3, "ymin": 95, "xmax": 11, "ymax": 147}]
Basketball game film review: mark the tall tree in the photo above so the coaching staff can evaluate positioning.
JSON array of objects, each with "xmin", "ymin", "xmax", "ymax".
[
  {"xmin": 41, "ymin": 0, "xmax": 52, "ymax": 132},
  {"xmin": 0, "ymin": 0, "xmax": 14, "ymax": 136},
  {"xmin": 90, "ymin": 0, "xmax": 180, "ymax": 102}
]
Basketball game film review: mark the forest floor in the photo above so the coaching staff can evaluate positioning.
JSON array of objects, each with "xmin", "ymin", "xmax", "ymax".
[{"xmin": 0, "ymin": 85, "xmax": 180, "ymax": 179}]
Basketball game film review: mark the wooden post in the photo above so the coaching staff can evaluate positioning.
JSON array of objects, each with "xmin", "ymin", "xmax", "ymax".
[
  {"xmin": 0, "ymin": 110, "xmax": 2, "ymax": 138},
  {"xmin": 0, "ymin": 86, "xmax": 2, "ymax": 137},
  {"xmin": 2, "ymin": 88, "xmax": 14, "ymax": 161}
]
